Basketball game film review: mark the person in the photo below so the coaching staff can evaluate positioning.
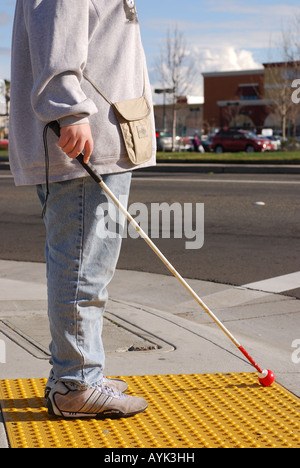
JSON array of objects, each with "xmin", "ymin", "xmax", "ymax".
[
  {"xmin": 192, "ymin": 132, "xmax": 204, "ymax": 153},
  {"xmin": 9, "ymin": 0, "xmax": 156, "ymax": 419},
  {"xmin": 193, "ymin": 133, "xmax": 200, "ymax": 152}
]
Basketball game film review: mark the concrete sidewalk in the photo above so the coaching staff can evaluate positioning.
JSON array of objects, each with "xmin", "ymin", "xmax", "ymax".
[{"xmin": 0, "ymin": 260, "xmax": 299, "ymax": 447}]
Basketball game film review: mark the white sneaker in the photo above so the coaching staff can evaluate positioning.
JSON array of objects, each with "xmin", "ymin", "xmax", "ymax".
[
  {"xmin": 47, "ymin": 381, "xmax": 147, "ymax": 419},
  {"xmin": 45, "ymin": 374, "xmax": 128, "ymax": 398}
]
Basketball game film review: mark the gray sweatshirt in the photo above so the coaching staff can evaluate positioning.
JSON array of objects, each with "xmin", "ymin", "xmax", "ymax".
[{"xmin": 9, "ymin": 0, "xmax": 156, "ymax": 186}]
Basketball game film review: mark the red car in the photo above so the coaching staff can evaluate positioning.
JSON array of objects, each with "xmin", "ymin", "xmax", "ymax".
[
  {"xmin": 0, "ymin": 139, "xmax": 8, "ymax": 150},
  {"xmin": 212, "ymin": 130, "xmax": 273, "ymax": 153}
]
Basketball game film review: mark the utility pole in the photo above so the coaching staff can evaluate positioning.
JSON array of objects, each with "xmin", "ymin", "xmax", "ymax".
[{"xmin": 155, "ymin": 88, "xmax": 175, "ymax": 131}]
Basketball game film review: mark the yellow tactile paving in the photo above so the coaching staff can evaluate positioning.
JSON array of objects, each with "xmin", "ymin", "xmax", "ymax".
[{"xmin": 0, "ymin": 373, "xmax": 299, "ymax": 448}]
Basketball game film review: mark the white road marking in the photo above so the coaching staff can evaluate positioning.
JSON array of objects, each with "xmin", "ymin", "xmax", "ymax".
[
  {"xmin": 243, "ymin": 271, "xmax": 300, "ymax": 293},
  {"xmin": 133, "ymin": 176, "xmax": 300, "ymax": 185},
  {"xmin": 202, "ymin": 272, "xmax": 300, "ymax": 309}
]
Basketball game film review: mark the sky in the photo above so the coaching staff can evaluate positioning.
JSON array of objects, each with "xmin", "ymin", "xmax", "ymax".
[{"xmin": 1, "ymin": 0, "xmax": 300, "ymax": 103}]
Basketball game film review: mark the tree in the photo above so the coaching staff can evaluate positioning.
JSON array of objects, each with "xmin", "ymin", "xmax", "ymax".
[
  {"xmin": 265, "ymin": 15, "xmax": 300, "ymax": 139},
  {"xmin": 156, "ymin": 26, "xmax": 194, "ymax": 151},
  {"xmin": 264, "ymin": 62, "xmax": 300, "ymax": 139}
]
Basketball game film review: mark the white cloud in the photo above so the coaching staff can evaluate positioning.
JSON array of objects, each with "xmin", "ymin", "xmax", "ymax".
[
  {"xmin": 196, "ymin": 46, "xmax": 261, "ymax": 73},
  {"xmin": 193, "ymin": 46, "xmax": 262, "ymax": 96},
  {"xmin": 151, "ymin": 45, "xmax": 262, "ymax": 102}
]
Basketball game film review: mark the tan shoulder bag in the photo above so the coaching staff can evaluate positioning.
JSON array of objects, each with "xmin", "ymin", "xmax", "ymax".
[{"xmin": 83, "ymin": 72, "xmax": 153, "ymax": 165}]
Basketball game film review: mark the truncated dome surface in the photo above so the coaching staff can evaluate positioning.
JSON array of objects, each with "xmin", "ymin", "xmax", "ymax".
[{"xmin": 0, "ymin": 373, "xmax": 299, "ymax": 448}]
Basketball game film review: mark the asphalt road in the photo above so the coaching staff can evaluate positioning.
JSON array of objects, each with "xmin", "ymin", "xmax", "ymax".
[{"xmin": 0, "ymin": 170, "xmax": 299, "ymax": 298}]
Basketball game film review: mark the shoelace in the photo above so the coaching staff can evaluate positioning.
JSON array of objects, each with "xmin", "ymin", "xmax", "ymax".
[
  {"xmin": 98, "ymin": 384, "xmax": 127, "ymax": 400},
  {"xmin": 47, "ymin": 375, "xmax": 118, "ymax": 388}
]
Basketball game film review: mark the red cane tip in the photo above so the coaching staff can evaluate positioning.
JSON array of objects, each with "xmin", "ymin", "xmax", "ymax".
[{"xmin": 258, "ymin": 369, "xmax": 275, "ymax": 387}]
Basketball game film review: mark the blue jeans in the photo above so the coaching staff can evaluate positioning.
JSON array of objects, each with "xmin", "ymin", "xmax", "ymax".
[{"xmin": 37, "ymin": 172, "xmax": 132, "ymax": 390}]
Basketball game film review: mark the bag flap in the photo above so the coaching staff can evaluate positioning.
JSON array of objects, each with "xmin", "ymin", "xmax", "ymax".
[{"xmin": 113, "ymin": 96, "xmax": 151, "ymax": 121}]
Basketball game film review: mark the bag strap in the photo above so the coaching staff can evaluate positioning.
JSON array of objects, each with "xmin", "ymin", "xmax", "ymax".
[
  {"xmin": 83, "ymin": 72, "xmax": 114, "ymax": 106},
  {"xmin": 83, "ymin": 66, "xmax": 146, "ymax": 105}
]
